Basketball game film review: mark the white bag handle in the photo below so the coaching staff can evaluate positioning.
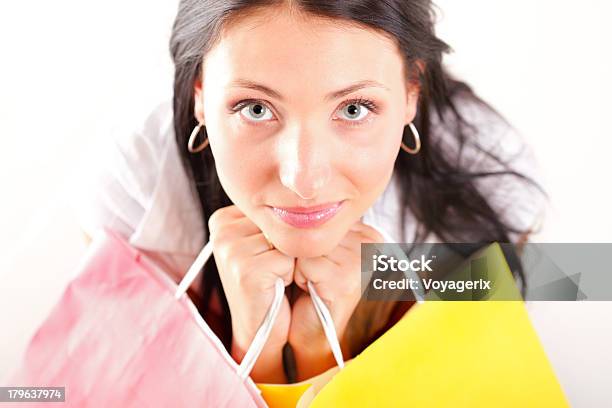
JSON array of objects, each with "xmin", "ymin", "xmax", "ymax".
[
  {"xmin": 174, "ymin": 216, "xmax": 422, "ymax": 379},
  {"xmin": 174, "ymin": 240, "xmax": 344, "ymax": 379},
  {"xmin": 236, "ymin": 277, "xmax": 286, "ymax": 379},
  {"xmin": 307, "ymin": 280, "xmax": 345, "ymax": 370}
]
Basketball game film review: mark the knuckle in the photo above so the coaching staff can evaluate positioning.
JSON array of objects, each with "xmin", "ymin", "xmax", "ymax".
[
  {"xmin": 208, "ymin": 208, "xmax": 223, "ymax": 228},
  {"xmin": 208, "ymin": 206, "xmax": 235, "ymax": 233},
  {"xmin": 236, "ymin": 258, "xmax": 261, "ymax": 289},
  {"xmin": 239, "ymin": 257, "xmax": 254, "ymax": 275},
  {"xmin": 224, "ymin": 240, "xmax": 239, "ymax": 258},
  {"xmin": 362, "ymin": 228, "xmax": 383, "ymax": 243},
  {"xmin": 210, "ymin": 223, "xmax": 235, "ymax": 250},
  {"xmin": 211, "ymin": 232, "xmax": 230, "ymax": 259},
  {"xmin": 345, "ymin": 274, "xmax": 361, "ymax": 295},
  {"xmin": 282, "ymin": 267, "xmax": 295, "ymax": 284},
  {"xmin": 230, "ymin": 259, "xmax": 248, "ymax": 286}
]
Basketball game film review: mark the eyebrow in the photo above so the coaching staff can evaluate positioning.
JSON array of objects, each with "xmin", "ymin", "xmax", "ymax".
[{"xmin": 227, "ymin": 79, "xmax": 389, "ymax": 102}]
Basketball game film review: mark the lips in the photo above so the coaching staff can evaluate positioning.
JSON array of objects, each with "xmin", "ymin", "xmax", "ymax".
[{"xmin": 269, "ymin": 201, "xmax": 344, "ymax": 228}]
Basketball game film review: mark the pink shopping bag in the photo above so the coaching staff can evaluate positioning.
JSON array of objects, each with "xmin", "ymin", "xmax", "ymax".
[{"xmin": 7, "ymin": 227, "xmax": 268, "ymax": 407}]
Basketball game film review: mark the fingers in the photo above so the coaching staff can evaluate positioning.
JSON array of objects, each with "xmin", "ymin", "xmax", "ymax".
[
  {"xmin": 210, "ymin": 213, "xmax": 261, "ymax": 242},
  {"xmin": 208, "ymin": 205, "xmax": 242, "ymax": 236},
  {"xmin": 295, "ymin": 219, "xmax": 383, "ymax": 300},
  {"xmin": 348, "ymin": 221, "xmax": 385, "ymax": 243},
  {"xmin": 237, "ymin": 231, "xmax": 278, "ymax": 257},
  {"xmin": 211, "ymin": 204, "xmax": 245, "ymax": 222},
  {"xmin": 210, "ymin": 207, "xmax": 380, "ymax": 296},
  {"xmin": 206, "ymin": 205, "xmax": 296, "ymax": 358},
  {"xmin": 323, "ymin": 244, "xmax": 353, "ymax": 268},
  {"xmin": 294, "ymin": 256, "xmax": 339, "ymax": 290},
  {"xmin": 243, "ymin": 249, "xmax": 295, "ymax": 288}
]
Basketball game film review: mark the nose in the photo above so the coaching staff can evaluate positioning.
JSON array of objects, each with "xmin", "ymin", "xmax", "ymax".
[{"xmin": 278, "ymin": 124, "xmax": 331, "ymax": 200}]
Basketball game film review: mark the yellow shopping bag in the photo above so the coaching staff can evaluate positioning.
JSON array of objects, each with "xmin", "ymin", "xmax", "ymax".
[{"xmin": 257, "ymin": 242, "xmax": 569, "ymax": 407}]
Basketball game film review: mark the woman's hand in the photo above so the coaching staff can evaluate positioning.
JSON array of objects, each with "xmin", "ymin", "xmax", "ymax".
[
  {"xmin": 288, "ymin": 220, "xmax": 384, "ymax": 380},
  {"xmin": 208, "ymin": 205, "xmax": 295, "ymax": 383}
]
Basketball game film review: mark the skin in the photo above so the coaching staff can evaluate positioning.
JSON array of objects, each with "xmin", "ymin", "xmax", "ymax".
[{"xmin": 193, "ymin": 5, "xmax": 421, "ymax": 382}]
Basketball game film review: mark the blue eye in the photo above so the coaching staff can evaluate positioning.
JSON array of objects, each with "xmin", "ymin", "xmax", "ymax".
[
  {"xmin": 339, "ymin": 103, "xmax": 370, "ymax": 121},
  {"xmin": 231, "ymin": 97, "xmax": 378, "ymax": 126},
  {"xmin": 239, "ymin": 102, "xmax": 274, "ymax": 121},
  {"xmin": 336, "ymin": 98, "xmax": 378, "ymax": 123}
]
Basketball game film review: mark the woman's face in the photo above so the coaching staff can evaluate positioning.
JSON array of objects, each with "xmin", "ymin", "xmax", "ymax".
[{"xmin": 195, "ymin": 6, "xmax": 420, "ymax": 258}]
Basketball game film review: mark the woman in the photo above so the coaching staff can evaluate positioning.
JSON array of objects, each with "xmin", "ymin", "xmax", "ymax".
[{"xmin": 77, "ymin": 0, "xmax": 547, "ymax": 384}]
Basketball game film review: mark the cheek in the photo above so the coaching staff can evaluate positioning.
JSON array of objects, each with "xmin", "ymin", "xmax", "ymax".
[
  {"xmin": 207, "ymin": 121, "xmax": 271, "ymax": 204},
  {"xmin": 344, "ymin": 122, "xmax": 402, "ymax": 195}
]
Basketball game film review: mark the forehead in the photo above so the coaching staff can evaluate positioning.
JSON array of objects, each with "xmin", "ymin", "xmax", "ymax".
[{"xmin": 202, "ymin": 6, "xmax": 407, "ymax": 96}]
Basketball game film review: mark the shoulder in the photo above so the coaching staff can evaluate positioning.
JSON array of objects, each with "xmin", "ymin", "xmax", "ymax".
[
  {"xmin": 111, "ymin": 99, "xmax": 174, "ymax": 183},
  {"xmin": 71, "ymin": 99, "xmax": 205, "ymax": 266}
]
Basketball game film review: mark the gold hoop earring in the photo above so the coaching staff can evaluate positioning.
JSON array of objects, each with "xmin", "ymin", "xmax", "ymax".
[
  {"xmin": 188, "ymin": 122, "xmax": 209, "ymax": 153},
  {"xmin": 400, "ymin": 122, "xmax": 421, "ymax": 154}
]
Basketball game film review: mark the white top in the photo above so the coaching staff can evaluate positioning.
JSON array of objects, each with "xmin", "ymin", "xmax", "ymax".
[{"xmin": 70, "ymin": 97, "xmax": 548, "ymax": 282}]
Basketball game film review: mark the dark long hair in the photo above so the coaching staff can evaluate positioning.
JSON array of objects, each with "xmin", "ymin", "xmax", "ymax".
[{"xmin": 169, "ymin": 0, "xmax": 547, "ymax": 350}]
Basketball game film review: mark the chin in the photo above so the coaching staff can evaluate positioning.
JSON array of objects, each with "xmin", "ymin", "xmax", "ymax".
[
  {"xmin": 274, "ymin": 241, "xmax": 337, "ymax": 258},
  {"xmin": 273, "ymin": 228, "xmax": 343, "ymax": 258}
]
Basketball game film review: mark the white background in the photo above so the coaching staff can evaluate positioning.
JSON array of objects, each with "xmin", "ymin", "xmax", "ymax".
[{"xmin": 1, "ymin": 1, "xmax": 611, "ymax": 405}]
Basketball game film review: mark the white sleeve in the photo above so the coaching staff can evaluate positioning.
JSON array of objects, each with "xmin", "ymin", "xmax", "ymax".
[
  {"xmin": 68, "ymin": 100, "xmax": 207, "ymax": 280},
  {"xmin": 69, "ymin": 105, "xmax": 165, "ymax": 242}
]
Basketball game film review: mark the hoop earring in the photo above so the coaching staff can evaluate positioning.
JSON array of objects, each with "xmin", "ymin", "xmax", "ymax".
[
  {"xmin": 400, "ymin": 122, "xmax": 421, "ymax": 154},
  {"xmin": 188, "ymin": 122, "xmax": 209, "ymax": 153}
]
